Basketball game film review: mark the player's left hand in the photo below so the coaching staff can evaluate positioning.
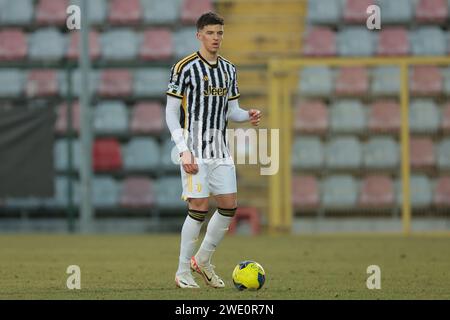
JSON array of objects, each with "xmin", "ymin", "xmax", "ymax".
[{"xmin": 249, "ymin": 109, "xmax": 261, "ymax": 126}]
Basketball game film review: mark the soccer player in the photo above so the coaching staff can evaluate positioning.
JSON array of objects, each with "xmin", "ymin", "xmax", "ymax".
[{"xmin": 165, "ymin": 12, "xmax": 261, "ymax": 289}]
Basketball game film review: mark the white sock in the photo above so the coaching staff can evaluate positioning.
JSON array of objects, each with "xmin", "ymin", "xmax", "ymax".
[
  {"xmin": 196, "ymin": 208, "xmax": 235, "ymax": 265},
  {"xmin": 176, "ymin": 213, "xmax": 205, "ymax": 276}
]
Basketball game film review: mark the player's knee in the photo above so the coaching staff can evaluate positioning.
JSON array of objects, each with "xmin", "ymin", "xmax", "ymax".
[{"xmin": 188, "ymin": 198, "xmax": 209, "ymax": 211}]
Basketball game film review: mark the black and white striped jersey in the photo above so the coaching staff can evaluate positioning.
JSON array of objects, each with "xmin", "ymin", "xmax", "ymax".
[{"xmin": 166, "ymin": 51, "xmax": 240, "ymax": 159}]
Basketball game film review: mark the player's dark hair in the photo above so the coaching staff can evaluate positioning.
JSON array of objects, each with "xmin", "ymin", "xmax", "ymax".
[{"xmin": 196, "ymin": 12, "xmax": 224, "ymax": 31}]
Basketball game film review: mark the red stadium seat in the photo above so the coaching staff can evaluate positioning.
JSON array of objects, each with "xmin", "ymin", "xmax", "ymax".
[
  {"xmin": 292, "ymin": 175, "xmax": 320, "ymax": 209},
  {"xmin": 93, "ymin": 139, "xmax": 123, "ymax": 172},
  {"xmin": 109, "ymin": 0, "xmax": 141, "ymax": 25},
  {"xmin": 410, "ymin": 66, "xmax": 443, "ymax": 96},
  {"xmin": 410, "ymin": 137, "xmax": 435, "ymax": 170},
  {"xmin": 139, "ymin": 29, "xmax": 174, "ymax": 61},
  {"xmin": 359, "ymin": 175, "xmax": 395, "ymax": 208},
  {"xmin": 416, "ymin": 0, "xmax": 448, "ymax": 24},
  {"xmin": 181, "ymin": 0, "xmax": 213, "ymax": 24},
  {"xmin": 344, "ymin": 0, "xmax": 376, "ymax": 23},
  {"xmin": 130, "ymin": 102, "xmax": 165, "ymax": 134},
  {"xmin": 294, "ymin": 100, "xmax": 328, "ymax": 134},
  {"xmin": 442, "ymin": 103, "xmax": 450, "ymax": 133},
  {"xmin": 36, "ymin": 0, "xmax": 69, "ymax": 26},
  {"xmin": 98, "ymin": 69, "xmax": 132, "ymax": 98},
  {"xmin": 434, "ymin": 176, "xmax": 450, "ymax": 207},
  {"xmin": 303, "ymin": 27, "xmax": 336, "ymax": 57},
  {"xmin": 66, "ymin": 31, "xmax": 101, "ymax": 61},
  {"xmin": 368, "ymin": 100, "xmax": 401, "ymax": 134},
  {"xmin": 0, "ymin": 29, "xmax": 27, "ymax": 61},
  {"xmin": 55, "ymin": 102, "xmax": 80, "ymax": 134},
  {"xmin": 377, "ymin": 27, "xmax": 409, "ymax": 56},
  {"xmin": 26, "ymin": 70, "xmax": 58, "ymax": 97},
  {"xmin": 335, "ymin": 67, "xmax": 368, "ymax": 96},
  {"xmin": 228, "ymin": 207, "xmax": 261, "ymax": 235},
  {"xmin": 120, "ymin": 177, "xmax": 155, "ymax": 208}
]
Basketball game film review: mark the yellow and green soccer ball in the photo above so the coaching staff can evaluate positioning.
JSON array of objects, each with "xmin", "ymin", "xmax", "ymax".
[{"xmin": 232, "ymin": 260, "xmax": 266, "ymax": 291}]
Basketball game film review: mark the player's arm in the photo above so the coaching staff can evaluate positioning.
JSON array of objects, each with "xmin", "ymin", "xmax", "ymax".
[
  {"xmin": 227, "ymin": 99, "xmax": 261, "ymax": 126},
  {"xmin": 165, "ymin": 96, "xmax": 198, "ymax": 174}
]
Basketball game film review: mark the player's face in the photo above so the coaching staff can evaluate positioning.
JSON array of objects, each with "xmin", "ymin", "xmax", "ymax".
[{"xmin": 197, "ymin": 24, "xmax": 224, "ymax": 54}]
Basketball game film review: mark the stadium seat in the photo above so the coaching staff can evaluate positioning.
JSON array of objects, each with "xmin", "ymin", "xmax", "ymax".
[
  {"xmin": 93, "ymin": 101, "xmax": 128, "ymax": 134},
  {"xmin": 130, "ymin": 102, "xmax": 165, "ymax": 134},
  {"xmin": 91, "ymin": 176, "xmax": 120, "ymax": 208},
  {"xmin": 415, "ymin": 0, "xmax": 448, "ymax": 24},
  {"xmin": 434, "ymin": 176, "xmax": 450, "ymax": 207},
  {"xmin": 181, "ymin": 0, "xmax": 213, "ymax": 24},
  {"xmin": 359, "ymin": 175, "xmax": 395, "ymax": 208},
  {"xmin": 120, "ymin": 177, "xmax": 155, "ymax": 208},
  {"xmin": 98, "ymin": 69, "xmax": 133, "ymax": 98},
  {"xmin": 155, "ymin": 177, "xmax": 186, "ymax": 210},
  {"xmin": 28, "ymin": 28, "xmax": 66, "ymax": 61},
  {"xmin": 174, "ymin": 28, "xmax": 199, "ymax": 59},
  {"xmin": 437, "ymin": 138, "xmax": 450, "ymax": 170},
  {"xmin": 4, "ymin": 197, "xmax": 43, "ymax": 209},
  {"xmin": 325, "ymin": 137, "xmax": 362, "ymax": 170},
  {"xmin": 344, "ymin": 0, "xmax": 375, "ymax": 24},
  {"xmin": 108, "ymin": 0, "xmax": 141, "ymax": 25},
  {"xmin": 0, "ymin": 29, "xmax": 27, "ymax": 61},
  {"xmin": 377, "ymin": 27, "xmax": 409, "ymax": 56},
  {"xmin": 70, "ymin": 0, "xmax": 107, "ymax": 25},
  {"xmin": 442, "ymin": 68, "xmax": 450, "ymax": 96},
  {"xmin": 371, "ymin": 67, "xmax": 401, "ymax": 96},
  {"xmin": 0, "ymin": 69, "xmax": 24, "ymax": 97},
  {"xmin": 409, "ymin": 99, "xmax": 440, "ymax": 134},
  {"xmin": 302, "ymin": 27, "xmax": 336, "ymax": 57},
  {"xmin": 307, "ymin": 0, "xmax": 342, "ymax": 25},
  {"xmin": 100, "ymin": 29, "xmax": 138, "ymax": 61},
  {"xmin": 55, "ymin": 102, "xmax": 80, "ymax": 134},
  {"xmin": 410, "ymin": 137, "xmax": 436, "ymax": 170},
  {"xmin": 93, "ymin": 139, "xmax": 123, "ymax": 172},
  {"xmin": 54, "ymin": 139, "xmax": 81, "ymax": 171},
  {"xmin": 337, "ymin": 28, "xmax": 375, "ymax": 56},
  {"xmin": 292, "ymin": 137, "xmax": 324, "ymax": 170},
  {"xmin": 294, "ymin": 100, "xmax": 328, "ymax": 134},
  {"xmin": 442, "ymin": 103, "xmax": 450, "ymax": 132},
  {"xmin": 292, "ymin": 175, "xmax": 320, "ymax": 209},
  {"xmin": 123, "ymin": 138, "xmax": 160, "ymax": 171},
  {"xmin": 396, "ymin": 175, "xmax": 432, "ymax": 208},
  {"xmin": 59, "ymin": 70, "xmax": 99, "ymax": 97},
  {"xmin": 410, "ymin": 66, "xmax": 443, "ymax": 96},
  {"xmin": 161, "ymin": 138, "xmax": 180, "ymax": 172},
  {"xmin": 411, "ymin": 27, "xmax": 447, "ymax": 56},
  {"xmin": 141, "ymin": 0, "xmax": 180, "ymax": 24},
  {"xmin": 36, "ymin": 0, "xmax": 68, "ymax": 26},
  {"xmin": 322, "ymin": 175, "xmax": 358, "ymax": 209},
  {"xmin": 66, "ymin": 31, "xmax": 101, "ymax": 61},
  {"xmin": 140, "ymin": 29, "xmax": 174, "ymax": 61},
  {"xmin": 133, "ymin": 68, "xmax": 168, "ymax": 97},
  {"xmin": 335, "ymin": 67, "xmax": 369, "ymax": 96},
  {"xmin": 363, "ymin": 137, "xmax": 399, "ymax": 169},
  {"xmin": 26, "ymin": 70, "xmax": 58, "ymax": 98},
  {"xmin": 368, "ymin": 100, "xmax": 401, "ymax": 134},
  {"xmin": 378, "ymin": 0, "xmax": 413, "ymax": 24},
  {"xmin": 298, "ymin": 67, "xmax": 333, "ymax": 96},
  {"xmin": 329, "ymin": 100, "xmax": 366, "ymax": 133},
  {"xmin": 0, "ymin": 0, "xmax": 34, "ymax": 25}
]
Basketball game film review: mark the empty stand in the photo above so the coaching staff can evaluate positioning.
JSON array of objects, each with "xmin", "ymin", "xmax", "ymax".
[
  {"xmin": 123, "ymin": 138, "xmax": 160, "ymax": 171},
  {"xmin": 155, "ymin": 177, "xmax": 186, "ymax": 210},
  {"xmin": 66, "ymin": 31, "xmax": 101, "ymax": 61},
  {"xmin": 409, "ymin": 99, "xmax": 440, "ymax": 134},
  {"xmin": 59, "ymin": 70, "xmax": 99, "ymax": 97},
  {"xmin": 298, "ymin": 67, "xmax": 333, "ymax": 96},
  {"xmin": 55, "ymin": 102, "xmax": 80, "ymax": 134},
  {"xmin": 397, "ymin": 175, "xmax": 432, "ymax": 208},
  {"xmin": 377, "ymin": 27, "xmax": 409, "ymax": 56},
  {"xmin": 368, "ymin": 100, "xmax": 401, "ymax": 134},
  {"xmin": 100, "ymin": 29, "xmax": 138, "ymax": 61},
  {"xmin": 335, "ymin": 67, "xmax": 368, "ymax": 96},
  {"xmin": 359, "ymin": 175, "xmax": 395, "ymax": 208},
  {"xmin": 108, "ymin": 0, "xmax": 141, "ymax": 25},
  {"xmin": 322, "ymin": 175, "xmax": 358, "ymax": 209},
  {"xmin": 70, "ymin": 0, "xmax": 107, "ymax": 25},
  {"xmin": 437, "ymin": 138, "xmax": 450, "ymax": 170},
  {"xmin": 181, "ymin": 0, "xmax": 213, "ymax": 24},
  {"xmin": 330, "ymin": 100, "xmax": 366, "ymax": 133},
  {"xmin": 35, "ymin": 0, "xmax": 68, "ymax": 26},
  {"xmin": 54, "ymin": 139, "xmax": 81, "ymax": 171},
  {"xmin": 140, "ymin": 29, "xmax": 174, "ymax": 61},
  {"xmin": 0, "ymin": 0, "xmax": 34, "ymax": 25},
  {"xmin": 91, "ymin": 177, "xmax": 120, "ymax": 208},
  {"xmin": 434, "ymin": 176, "xmax": 450, "ymax": 207},
  {"xmin": 174, "ymin": 28, "xmax": 199, "ymax": 58},
  {"xmin": 441, "ymin": 68, "xmax": 450, "ymax": 95},
  {"xmin": 442, "ymin": 103, "xmax": 450, "ymax": 132},
  {"xmin": 0, "ymin": 29, "xmax": 27, "ymax": 61},
  {"xmin": 294, "ymin": 100, "xmax": 328, "ymax": 134},
  {"xmin": 130, "ymin": 102, "xmax": 165, "ymax": 134},
  {"xmin": 93, "ymin": 139, "xmax": 122, "ymax": 172},
  {"xmin": 160, "ymin": 138, "xmax": 180, "ymax": 172},
  {"xmin": 337, "ymin": 28, "xmax": 375, "ymax": 56},
  {"xmin": 378, "ymin": 0, "xmax": 413, "ymax": 24},
  {"xmin": 410, "ymin": 137, "xmax": 436, "ymax": 170},
  {"xmin": 141, "ymin": 0, "xmax": 180, "ymax": 24},
  {"xmin": 410, "ymin": 66, "xmax": 443, "ymax": 96},
  {"xmin": 133, "ymin": 68, "xmax": 168, "ymax": 97},
  {"xmin": 363, "ymin": 137, "xmax": 399, "ymax": 170},
  {"xmin": 302, "ymin": 27, "xmax": 336, "ymax": 57},
  {"xmin": 28, "ymin": 28, "xmax": 66, "ymax": 61},
  {"xmin": 411, "ymin": 27, "xmax": 447, "ymax": 56},
  {"xmin": 98, "ymin": 69, "xmax": 133, "ymax": 98},
  {"xmin": 93, "ymin": 101, "xmax": 128, "ymax": 134},
  {"xmin": 344, "ymin": 0, "xmax": 375, "ymax": 24},
  {"xmin": 292, "ymin": 137, "xmax": 324, "ymax": 170},
  {"xmin": 0, "ymin": 69, "xmax": 24, "ymax": 97},
  {"xmin": 26, "ymin": 70, "xmax": 58, "ymax": 98},
  {"xmin": 292, "ymin": 175, "xmax": 320, "ymax": 209},
  {"xmin": 325, "ymin": 137, "xmax": 362, "ymax": 170},
  {"xmin": 120, "ymin": 177, "xmax": 155, "ymax": 208},
  {"xmin": 415, "ymin": 0, "xmax": 449, "ymax": 24},
  {"xmin": 371, "ymin": 67, "xmax": 401, "ymax": 96},
  {"xmin": 307, "ymin": 0, "xmax": 342, "ymax": 25}
]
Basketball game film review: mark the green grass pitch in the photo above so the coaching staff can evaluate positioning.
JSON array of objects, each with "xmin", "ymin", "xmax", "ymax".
[{"xmin": 0, "ymin": 234, "xmax": 449, "ymax": 299}]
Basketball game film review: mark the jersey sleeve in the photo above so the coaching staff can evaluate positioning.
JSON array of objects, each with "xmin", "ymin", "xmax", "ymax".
[
  {"xmin": 166, "ymin": 65, "xmax": 189, "ymax": 99},
  {"xmin": 228, "ymin": 65, "xmax": 240, "ymax": 101}
]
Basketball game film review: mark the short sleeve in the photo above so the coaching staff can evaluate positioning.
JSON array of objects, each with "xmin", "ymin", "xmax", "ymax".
[
  {"xmin": 166, "ymin": 65, "xmax": 189, "ymax": 99},
  {"xmin": 228, "ymin": 65, "xmax": 240, "ymax": 101}
]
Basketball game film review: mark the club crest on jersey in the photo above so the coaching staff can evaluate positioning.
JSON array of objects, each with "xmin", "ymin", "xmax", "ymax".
[
  {"xmin": 203, "ymin": 75, "xmax": 209, "ymax": 82},
  {"xmin": 203, "ymin": 85, "xmax": 228, "ymax": 97}
]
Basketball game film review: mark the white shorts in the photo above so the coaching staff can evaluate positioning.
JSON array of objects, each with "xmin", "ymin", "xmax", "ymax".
[{"xmin": 180, "ymin": 157, "xmax": 237, "ymax": 200}]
